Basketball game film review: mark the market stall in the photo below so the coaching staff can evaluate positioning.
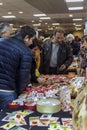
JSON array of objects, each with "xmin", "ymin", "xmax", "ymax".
[{"xmin": 0, "ymin": 73, "xmax": 86, "ymax": 130}]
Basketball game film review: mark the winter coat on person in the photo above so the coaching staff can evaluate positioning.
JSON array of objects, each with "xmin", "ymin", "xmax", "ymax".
[
  {"xmin": 0, "ymin": 34, "xmax": 32, "ymax": 95},
  {"xmin": 40, "ymin": 40, "xmax": 73, "ymax": 74}
]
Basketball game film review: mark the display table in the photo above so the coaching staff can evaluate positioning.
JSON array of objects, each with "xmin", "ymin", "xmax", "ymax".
[{"xmin": 0, "ymin": 107, "xmax": 72, "ymax": 130}]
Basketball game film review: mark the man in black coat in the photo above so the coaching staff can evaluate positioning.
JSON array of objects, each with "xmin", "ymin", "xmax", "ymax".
[
  {"xmin": 0, "ymin": 24, "xmax": 36, "ymax": 109},
  {"xmin": 40, "ymin": 28, "xmax": 73, "ymax": 75}
]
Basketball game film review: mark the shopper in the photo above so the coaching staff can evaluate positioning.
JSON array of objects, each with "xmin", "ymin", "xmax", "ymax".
[
  {"xmin": 40, "ymin": 28, "xmax": 73, "ymax": 75},
  {"xmin": 66, "ymin": 34, "xmax": 80, "ymax": 56},
  {"xmin": 0, "ymin": 25, "xmax": 36, "ymax": 109},
  {"xmin": 0, "ymin": 22, "xmax": 12, "ymax": 38},
  {"xmin": 29, "ymin": 38, "xmax": 41, "ymax": 83}
]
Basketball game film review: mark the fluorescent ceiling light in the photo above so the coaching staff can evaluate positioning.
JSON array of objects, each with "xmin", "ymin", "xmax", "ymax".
[
  {"xmin": 69, "ymin": 14, "xmax": 73, "ymax": 17},
  {"xmin": 8, "ymin": 12, "xmax": 12, "ymax": 14},
  {"xmin": 33, "ymin": 14, "xmax": 46, "ymax": 17},
  {"xmin": 20, "ymin": 25, "xmax": 23, "ymax": 27},
  {"xmin": 12, "ymin": 28, "xmax": 17, "ymax": 31},
  {"xmin": 40, "ymin": 17, "xmax": 51, "ymax": 20},
  {"xmin": 68, "ymin": 7, "xmax": 83, "ymax": 10},
  {"xmin": 37, "ymin": 29, "xmax": 42, "ymax": 31},
  {"xmin": 32, "ymin": 20, "xmax": 35, "ymax": 22},
  {"xmin": 33, "ymin": 23, "xmax": 41, "ymax": 26},
  {"xmin": 48, "ymin": 28, "xmax": 53, "ymax": 30},
  {"xmin": 9, "ymin": 24, "xmax": 13, "ymax": 26},
  {"xmin": 73, "ymin": 23, "xmax": 76, "ymax": 25},
  {"xmin": 39, "ymin": 20, "xmax": 42, "ymax": 22},
  {"xmin": 2, "ymin": 15, "xmax": 16, "ymax": 18},
  {"xmin": 0, "ymin": 3, "xmax": 3, "ymax": 5},
  {"xmin": 76, "ymin": 28, "xmax": 82, "ymax": 30},
  {"xmin": 65, "ymin": 0, "xmax": 84, "ymax": 2},
  {"xmin": 75, "ymin": 24, "xmax": 82, "ymax": 26},
  {"xmin": 73, "ymin": 18, "xmax": 82, "ymax": 21},
  {"xmin": 52, "ymin": 23, "xmax": 60, "ymax": 25},
  {"xmin": 19, "ymin": 11, "xmax": 23, "ymax": 14}
]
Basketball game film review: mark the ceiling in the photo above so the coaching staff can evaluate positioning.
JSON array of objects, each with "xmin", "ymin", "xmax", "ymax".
[{"xmin": 0, "ymin": 0, "xmax": 87, "ymax": 33}]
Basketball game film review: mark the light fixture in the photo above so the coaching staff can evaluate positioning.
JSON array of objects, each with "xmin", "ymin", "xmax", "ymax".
[
  {"xmin": 37, "ymin": 29, "xmax": 42, "ymax": 31},
  {"xmin": 68, "ymin": 7, "xmax": 83, "ymax": 10},
  {"xmin": 12, "ymin": 28, "xmax": 17, "ymax": 31},
  {"xmin": 39, "ymin": 20, "xmax": 42, "ymax": 22},
  {"xmin": 9, "ymin": 24, "xmax": 13, "ymax": 26},
  {"xmin": 0, "ymin": 3, "xmax": 3, "ymax": 5},
  {"xmin": 76, "ymin": 28, "xmax": 82, "ymax": 30},
  {"xmin": 20, "ymin": 25, "xmax": 23, "ymax": 27},
  {"xmin": 48, "ymin": 28, "xmax": 53, "ymax": 30},
  {"xmin": 33, "ymin": 23, "xmax": 41, "ymax": 26},
  {"xmin": 45, "ymin": 23, "xmax": 48, "ymax": 24},
  {"xmin": 40, "ymin": 17, "xmax": 51, "ymax": 20},
  {"xmin": 33, "ymin": 14, "xmax": 46, "ymax": 17},
  {"xmin": 73, "ymin": 23, "xmax": 76, "ymax": 25},
  {"xmin": 8, "ymin": 12, "xmax": 12, "ymax": 14},
  {"xmin": 75, "ymin": 24, "xmax": 82, "ymax": 26},
  {"xmin": 73, "ymin": 18, "xmax": 82, "ymax": 21},
  {"xmin": 65, "ymin": 0, "xmax": 84, "ymax": 2},
  {"xmin": 69, "ymin": 14, "xmax": 73, "ymax": 17},
  {"xmin": 2, "ymin": 15, "xmax": 16, "ymax": 18},
  {"xmin": 32, "ymin": 20, "xmax": 35, "ymax": 22},
  {"xmin": 19, "ymin": 11, "xmax": 23, "ymax": 14},
  {"xmin": 52, "ymin": 23, "xmax": 60, "ymax": 25}
]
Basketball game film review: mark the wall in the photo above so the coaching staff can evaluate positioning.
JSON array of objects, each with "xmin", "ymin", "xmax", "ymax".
[{"xmin": 73, "ymin": 30, "xmax": 84, "ymax": 39}]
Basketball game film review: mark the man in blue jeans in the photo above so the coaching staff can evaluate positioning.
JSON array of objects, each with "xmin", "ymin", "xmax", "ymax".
[{"xmin": 0, "ymin": 23, "xmax": 36, "ymax": 110}]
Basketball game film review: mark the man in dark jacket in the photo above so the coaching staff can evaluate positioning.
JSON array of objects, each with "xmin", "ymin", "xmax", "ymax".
[
  {"xmin": 40, "ymin": 28, "xmax": 73, "ymax": 74},
  {"xmin": 0, "ymin": 24, "xmax": 36, "ymax": 109}
]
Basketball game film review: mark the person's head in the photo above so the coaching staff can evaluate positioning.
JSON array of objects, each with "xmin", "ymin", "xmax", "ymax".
[
  {"xmin": 66, "ymin": 34, "xmax": 75, "ymax": 43},
  {"xmin": 0, "ymin": 22, "xmax": 12, "ymax": 38},
  {"xmin": 53, "ymin": 27, "xmax": 65, "ymax": 44},
  {"xmin": 19, "ymin": 26, "xmax": 36, "ymax": 46},
  {"xmin": 29, "ymin": 38, "xmax": 41, "ymax": 54}
]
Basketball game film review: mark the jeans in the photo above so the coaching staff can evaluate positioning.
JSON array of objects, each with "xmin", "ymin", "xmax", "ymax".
[{"xmin": 0, "ymin": 91, "xmax": 17, "ymax": 110}]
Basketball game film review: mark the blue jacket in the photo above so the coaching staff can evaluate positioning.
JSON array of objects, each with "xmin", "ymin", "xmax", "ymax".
[{"xmin": 0, "ymin": 34, "xmax": 32, "ymax": 94}]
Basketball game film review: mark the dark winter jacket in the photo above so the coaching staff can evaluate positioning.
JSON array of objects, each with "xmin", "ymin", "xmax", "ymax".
[
  {"xmin": 40, "ymin": 40, "xmax": 73, "ymax": 74},
  {"xmin": 0, "ymin": 34, "xmax": 32, "ymax": 95},
  {"xmin": 70, "ymin": 40, "xmax": 80, "ymax": 55}
]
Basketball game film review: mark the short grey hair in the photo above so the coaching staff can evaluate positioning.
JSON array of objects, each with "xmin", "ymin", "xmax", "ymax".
[
  {"xmin": 0, "ymin": 22, "xmax": 11, "ymax": 35},
  {"xmin": 66, "ymin": 34, "xmax": 75, "ymax": 40}
]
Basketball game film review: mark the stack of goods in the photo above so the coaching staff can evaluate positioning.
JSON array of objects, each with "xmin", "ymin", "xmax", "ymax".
[
  {"xmin": 72, "ymin": 87, "xmax": 87, "ymax": 130},
  {"xmin": 38, "ymin": 74, "xmax": 85, "ymax": 98},
  {"xmin": 79, "ymin": 46, "xmax": 87, "ymax": 76},
  {"xmin": 29, "ymin": 114, "xmax": 73, "ymax": 130},
  {"xmin": 0, "ymin": 110, "xmax": 34, "ymax": 130},
  {"xmin": 67, "ymin": 56, "xmax": 78, "ymax": 74},
  {"xmin": 70, "ymin": 76, "xmax": 85, "ymax": 97},
  {"xmin": 12, "ymin": 75, "xmax": 85, "ymax": 111}
]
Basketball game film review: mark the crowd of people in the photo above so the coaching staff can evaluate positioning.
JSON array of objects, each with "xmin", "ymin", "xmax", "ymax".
[{"xmin": 0, "ymin": 22, "xmax": 87, "ymax": 109}]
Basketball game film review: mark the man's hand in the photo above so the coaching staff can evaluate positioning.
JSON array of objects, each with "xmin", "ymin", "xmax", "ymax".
[{"xmin": 59, "ymin": 64, "xmax": 66, "ymax": 71}]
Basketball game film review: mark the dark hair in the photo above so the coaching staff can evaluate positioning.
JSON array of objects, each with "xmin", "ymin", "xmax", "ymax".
[
  {"xmin": 29, "ymin": 38, "xmax": 42, "ymax": 50},
  {"xmin": 20, "ymin": 26, "xmax": 36, "ymax": 39},
  {"xmin": 53, "ymin": 27, "xmax": 65, "ymax": 36}
]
